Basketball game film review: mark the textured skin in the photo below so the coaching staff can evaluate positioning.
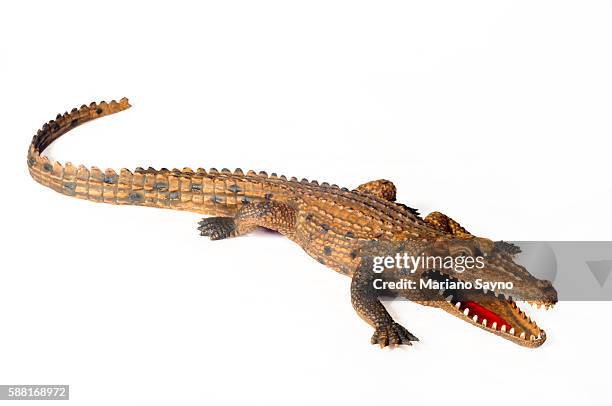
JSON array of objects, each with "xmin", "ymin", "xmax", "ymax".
[
  {"xmin": 27, "ymin": 98, "xmax": 436, "ymax": 274},
  {"xmin": 351, "ymin": 258, "xmax": 419, "ymax": 346},
  {"xmin": 28, "ymin": 99, "xmax": 557, "ymax": 348}
]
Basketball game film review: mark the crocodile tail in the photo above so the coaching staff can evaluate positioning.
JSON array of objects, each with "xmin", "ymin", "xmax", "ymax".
[{"xmin": 27, "ymin": 98, "xmax": 261, "ymax": 217}]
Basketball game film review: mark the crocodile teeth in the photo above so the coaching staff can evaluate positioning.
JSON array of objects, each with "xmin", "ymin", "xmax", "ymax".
[
  {"xmin": 509, "ymin": 328, "xmax": 515, "ymax": 335},
  {"xmin": 455, "ymin": 302, "xmax": 461, "ymax": 309},
  {"xmin": 492, "ymin": 322, "xmax": 497, "ymax": 330},
  {"xmin": 520, "ymin": 332, "xmax": 526, "ymax": 339},
  {"xmin": 472, "ymin": 315, "xmax": 478, "ymax": 322},
  {"xmin": 530, "ymin": 334, "xmax": 536, "ymax": 341},
  {"xmin": 501, "ymin": 325, "xmax": 506, "ymax": 332},
  {"xmin": 445, "ymin": 295, "xmax": 453, "ymax": 302},
  {"xmin": 463, "ymin": 308, "xmax": 470, "ymax": 316},
  {"xmin": 482, "ymin": 319, "xmax": 487, "ymax": 327}
]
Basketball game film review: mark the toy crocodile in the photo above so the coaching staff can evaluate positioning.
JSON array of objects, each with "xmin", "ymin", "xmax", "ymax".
[{"xmin": 27, "ymin": 98, "xmax": 557, "ymax": 348}]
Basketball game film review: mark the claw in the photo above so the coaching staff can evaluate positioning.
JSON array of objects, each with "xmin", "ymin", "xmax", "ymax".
[
  {"xmin": 197, "ymin": 217, "xmax": 237, "ymax": 240},
  {"xmin": 371, "ymin": 322, "xmax": 418, "ymax": 348}
]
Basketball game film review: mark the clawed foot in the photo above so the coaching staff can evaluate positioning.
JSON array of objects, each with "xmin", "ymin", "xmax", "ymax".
[
  {"xmin": 197, "ymin": 217, "xmax": 237, "ymax": 240},
  {"xmin": 371, "ymin": 322, "xmax": 419, "ymax": 348}
]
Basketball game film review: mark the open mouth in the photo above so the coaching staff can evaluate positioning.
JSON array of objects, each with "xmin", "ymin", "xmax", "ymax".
[{"xmin": 424, "ymin": 270, "xmax": 555, "ymax": 347}]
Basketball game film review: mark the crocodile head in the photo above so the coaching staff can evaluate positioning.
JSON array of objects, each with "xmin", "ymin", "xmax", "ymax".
[{"xmin": 419, "ymin": 237, "xmax": 557, "ymax": 347}]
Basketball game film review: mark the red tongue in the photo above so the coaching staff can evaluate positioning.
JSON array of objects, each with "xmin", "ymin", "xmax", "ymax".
[{"xmin": 464, "ymin": 301, "xmax": 511, "ymax": 331}]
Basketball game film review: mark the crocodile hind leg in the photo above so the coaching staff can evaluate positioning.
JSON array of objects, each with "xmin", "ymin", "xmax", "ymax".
[
  {"xmin": 198, "ymin": 217, "xmax": 253, "ymax": 240},
  {"xmin": 355, "ymin": 179, "xmax": 420, "ymax": 215},
  {"xmin": 351, "ymin": 257, "xmax": 419, "ymax": 347},
  {"xmin": 354, "ymin": 179, "xmax": 397, "ymax": 201},
  {"xmin": 423, "ymin": 211, "xmax": 472, "ymax": 237},
  {"xmin": 198, "ymin": 201, "xmax": 298, "ymax": 240}
]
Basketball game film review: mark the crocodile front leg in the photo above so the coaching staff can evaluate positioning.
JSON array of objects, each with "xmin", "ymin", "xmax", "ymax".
[
  {"xmin": 423, "ymin": 212, "xmax": 521, "ymax": 255},
  {"xmin": 198, "ymin": 201, "xmax": 298, "ymax": 240},
  {"xmin": 351, "ymin": 258, "xmax": 419, "ymax": 347}
]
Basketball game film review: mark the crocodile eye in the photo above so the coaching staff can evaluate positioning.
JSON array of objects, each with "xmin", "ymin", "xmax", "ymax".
[{"xmin": 450, "ymin": 247, "xmax": 472, "ymax": 257}]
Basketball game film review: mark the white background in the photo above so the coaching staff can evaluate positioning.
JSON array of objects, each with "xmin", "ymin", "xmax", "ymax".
[{"xmin": 1, "ymin": 1, "xmax": 611, "ymax": 405}]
